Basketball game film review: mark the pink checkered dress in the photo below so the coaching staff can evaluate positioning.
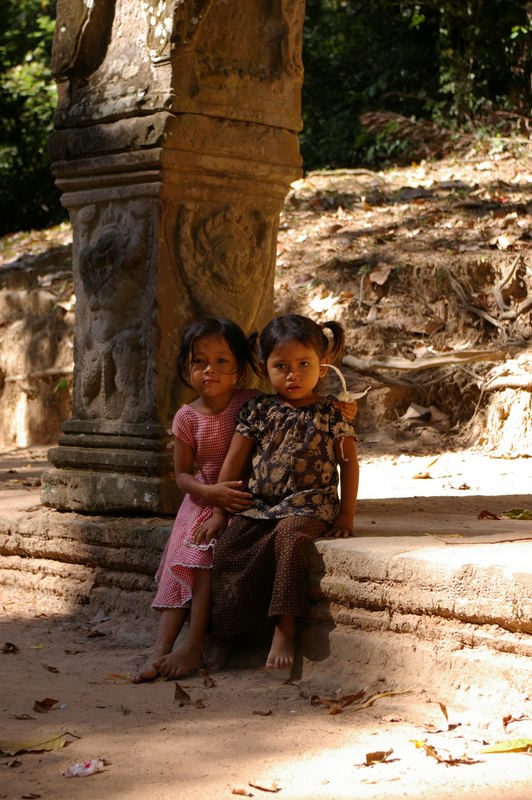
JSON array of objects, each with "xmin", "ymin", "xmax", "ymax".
[{"xmin": 153, "ymin": 388, "xmax": 259, "ymax": 608}]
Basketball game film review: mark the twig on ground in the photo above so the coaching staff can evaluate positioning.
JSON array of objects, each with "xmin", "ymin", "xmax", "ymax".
[
  {"xmin": 483, "ymin": 373, "xmax": 532, "ymax": 392},
  {"xmin": 343, "ymin": 348, "xmax": 509, "ymax": 374},
  {"xmin": 492, "ymin": 255, "xmax": 522, "ymax": 314},
  {"xmin": 447, "ymin": 269, "xmax": 504, "ymax": 329}
]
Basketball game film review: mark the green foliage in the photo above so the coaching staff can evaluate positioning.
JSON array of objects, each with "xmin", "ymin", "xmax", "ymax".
[
  {"xmin": 301, "ymin": 0, "xmax": 531, "ymax": 170},
  {"xmin": 0, "ymin": 1, "xmax": 63, "ymax": 236},
  {"xmin": 0, "ymin": 1, "xmax": 530, "ymax": 232},
  {"xmin": 53, "ymin": 377, "xmax": 69, "ymax": 394}
]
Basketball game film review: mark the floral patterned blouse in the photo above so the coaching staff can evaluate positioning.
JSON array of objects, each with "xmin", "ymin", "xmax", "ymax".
[{"xmin": 235, "ymin": 394, "xmax": 356, "ymax": 523}]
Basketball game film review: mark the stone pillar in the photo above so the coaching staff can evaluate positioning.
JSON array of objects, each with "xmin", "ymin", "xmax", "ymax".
[{"xmin": 42, "ymin": 0, "xmax": 304, "ymax": 514}]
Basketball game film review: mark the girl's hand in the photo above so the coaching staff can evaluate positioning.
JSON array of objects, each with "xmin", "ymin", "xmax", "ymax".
[
  {"xmin": 206, "ymin": 481, "xmax": 253, "ymax": 513},
  {"xmin": 326, "ymin": 512, "xmax": 355, "ymax": 539},
  {"xmin": 193, "ymin": 512, "xmax": 227, "ymax": 545},
  {"xmin": 334, "ymin": 398, "xmax": 358, "ymax": 422}
]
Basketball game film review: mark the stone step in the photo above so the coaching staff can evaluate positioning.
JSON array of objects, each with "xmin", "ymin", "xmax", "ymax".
[
  {"xmin": 1, "ymin": 475, "xmax": 531, "ymax": 702},
  {"xmin": 298, "ymin": 517, "xmax": 532, "ymax": 704}
]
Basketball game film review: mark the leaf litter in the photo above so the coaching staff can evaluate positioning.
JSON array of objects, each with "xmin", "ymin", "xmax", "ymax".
[
  {"xmin": 0, "ymin": 731, "xmax": 79, "ymax": 756},
  {"xmin": 33, "ymin": 697, "xmax": 58, "ymax": 713},
  {"xmin": 248, "ymin": 778, "xmax": 281, "ymax": 793},
  {"xmin": 410, "ymin": 738, "xmax": 481, "ymax": 766},
  {"xmin": 481, "ymin": 738, "xmax": 532, "ymax": 753},
  {"xmin": 303, "ymin": 687, "xmax": 413, "ymax": 716}
]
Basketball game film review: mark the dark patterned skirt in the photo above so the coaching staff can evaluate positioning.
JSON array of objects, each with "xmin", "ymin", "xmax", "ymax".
[{"xmin": 211, "ymin": 514, "xmax": 327, "ymax": 636}]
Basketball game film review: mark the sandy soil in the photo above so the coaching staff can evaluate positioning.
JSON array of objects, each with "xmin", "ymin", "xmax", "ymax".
[{"xmin": 2, "ymin": 606, "xmax": 532, "ymax": 800}]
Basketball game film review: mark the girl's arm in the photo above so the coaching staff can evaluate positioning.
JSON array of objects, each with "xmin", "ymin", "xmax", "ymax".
[
  {"xmin": 328, "ymin": 437, "xmax": 359, "ymax": 538},
  {"xmin": 193, "ymin": 432, "xmax": 256, "ymax": 544},
  {"xmin": 174, "ymin": 439, "xmax": 252, "ymax": 513},
  {"xmin": 334, "ymin": 397, "xmax": 357, "ymax": 422},
  {"xmin": 217, "ymin": 432, "xmax": 256, "ymax": 482}
]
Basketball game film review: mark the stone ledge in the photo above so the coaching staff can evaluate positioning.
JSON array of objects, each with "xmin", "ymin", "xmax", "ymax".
[
  {"xmin": 2, "ymin": 487, "xmax": 531, "ymax": 694},
  {"xmin": 313, "ymin": 534, "xmax": 532, "ymax": 634}
]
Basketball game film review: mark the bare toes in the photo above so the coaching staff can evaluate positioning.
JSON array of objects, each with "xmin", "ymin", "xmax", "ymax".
[{"xmin": 132, "ymin": 662, "xmax": 159, "ymax": 683}]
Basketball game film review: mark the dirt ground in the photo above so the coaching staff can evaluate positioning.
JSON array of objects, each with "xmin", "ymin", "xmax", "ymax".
[
  {"xmin": 2, "ymin": 579, "xmax": 532, "ymax": 800},
  {"xmin": 2, "ymin": 447, "xmax": 532, "ymax": 800}
]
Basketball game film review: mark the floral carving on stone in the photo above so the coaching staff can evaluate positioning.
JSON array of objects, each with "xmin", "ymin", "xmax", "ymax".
[{"xmin": 174, "ymin": 205, "xmax": 274, "ymax": 331}]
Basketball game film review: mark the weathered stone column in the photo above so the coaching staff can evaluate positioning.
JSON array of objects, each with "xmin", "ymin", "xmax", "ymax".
[{"xmin": 42, "ymin": 0, "xmax": 304, "ymax": 514}]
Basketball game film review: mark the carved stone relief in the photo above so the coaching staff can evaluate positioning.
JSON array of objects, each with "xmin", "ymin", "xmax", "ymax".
[
  {"xmin": 168, "ymin": 0, "xmax": 305, "ymax": 128},
  {"xmin": 76, "ymin": 200, "xmax": 152, "ymax": 422},
  {"xmin": 171, "ymin": 205, "xmax": 276, "ymax": 331},
  {"xmin": 141, "ymin": 0, "xmax": 175, "ymax": 63},
  {"xmin": 51, "ymin": 0, "xmax": 115, "ymax": 79},
  {"xmin": 280, "ymin": 0, "xmax": 305, "ymax": 78}
]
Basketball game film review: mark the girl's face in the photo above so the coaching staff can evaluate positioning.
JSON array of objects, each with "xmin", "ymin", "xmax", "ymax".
[
  {"xmin": 265, "ymin": 339, "xmax": 328, "ymax": 406},
  {"xmin": 188, "ymin": 335, "xmax": 241, "ymax": 399}
]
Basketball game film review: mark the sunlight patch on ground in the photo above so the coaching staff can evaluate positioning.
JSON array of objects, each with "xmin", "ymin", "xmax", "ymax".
[{"xmin": 358, "ymin": 451, "xmax": 529, "ymax": 499}]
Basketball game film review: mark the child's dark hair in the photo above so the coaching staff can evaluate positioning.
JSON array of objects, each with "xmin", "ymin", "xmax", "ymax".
[
  {"xmin": 257, "ymin": 314, "xmax": 345, "ymax": 365},
  {"xmin": 177, "ymin": 318, "xmax": 256, "ymax": 387}
]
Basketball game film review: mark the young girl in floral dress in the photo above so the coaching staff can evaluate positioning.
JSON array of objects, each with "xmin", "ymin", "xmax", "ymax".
[
  {"xmin": 194, "ymin": 314, "xmax": 359, "ymax": 672},
  {"xmin": 133, "ymin": 318, "xmax": 258, "ymax": 682}
]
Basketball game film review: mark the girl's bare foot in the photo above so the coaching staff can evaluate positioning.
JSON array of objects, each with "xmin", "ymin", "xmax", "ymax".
[
  {"xmin": 266, "ymin": 624, "xmax": 295, "ymax": 670},
  {"xmin": 154, "ymin": 640, "xmax": 203, "ymax": 679},
  {"xmin": 204, "ymin": 636, "xmax": 234, "ymax": 672},
  {"xmin": 132, "ymin": 646, "xmax": 171, "ymax": 683}
]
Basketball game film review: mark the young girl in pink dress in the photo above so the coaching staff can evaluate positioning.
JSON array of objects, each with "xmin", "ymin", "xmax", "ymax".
[{"xmin": 133, "ymin": 318, "xmax": 258, "ymax": 682}]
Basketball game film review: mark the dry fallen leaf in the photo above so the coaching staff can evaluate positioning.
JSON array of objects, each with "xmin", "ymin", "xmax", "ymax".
[
  {"xmin": 248, "ymin": 779, "xmax": 281, "ymax": 793},
  {"xmin": 44, "ymin": 665, "xmax": 60, "ymax": 673},
  {"xmin": 410, "ymin": 739, "xmax": 479, "ymax": 764},
  {"xmin": 103, "ymin": 672, "xmax": 130, "ymax": 684},
  {"xmin": 353, "ymin": 689, "xmax": 413, "ymax": 711},
  {"xmin": 33, "ymin": 697, "xmax": 58, "ymax": 713},
  {"xmin": 87, "ymin": 629, "xmax": 106, "ymax": 638},
  {"xmin": 0, "ymin": 731, "xmax": 75, "ymax": 756},
  {"xmin": 252, "ymin": 710, "xmax": 273, "ymax": 717},
  {"xmin": 174, "ymin": 683, "xmax": 191, "ymax": 706},
  {"xmin": 307, "ymin": 688, "xmax": 366, "ymax": 715},
  {"xmin": 423, "ymin": 722, "xmax": 461, "ymax": 734},
  {"xmin": 481, "ymin": 738, "xmax": 532, "ymax": 753},
  {"xmin": 478, "ymin": 510, "xmax": 501, "ymax": 520},
  {"xmin": 369, "ymin": 264, "xmax": 393, "ymax": 285},
  {"xmin": 198, "ymin": 668, "xmax": 216, "ymax": 688},
  {"xmin": 366, "ymin": 748, "xmax": 393, "ymax": 765},
  {"xmin": 231, "ymin": 788, "xmax": 254, "ymax": 797},
  {"xmin": 502, "ymin": 713, "xmax": 529, "ymax": 732}
]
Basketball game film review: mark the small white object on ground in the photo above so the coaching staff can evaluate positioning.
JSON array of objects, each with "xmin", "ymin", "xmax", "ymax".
[{"xmin": 63, "ymin": 758, "xmax": 105, "ymax": 777}]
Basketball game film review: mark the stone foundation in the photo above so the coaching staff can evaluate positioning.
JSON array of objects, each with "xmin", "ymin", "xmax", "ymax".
[{"xmin": 2, "ymin": 489, "xmax": 531, "ymax": 699}]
